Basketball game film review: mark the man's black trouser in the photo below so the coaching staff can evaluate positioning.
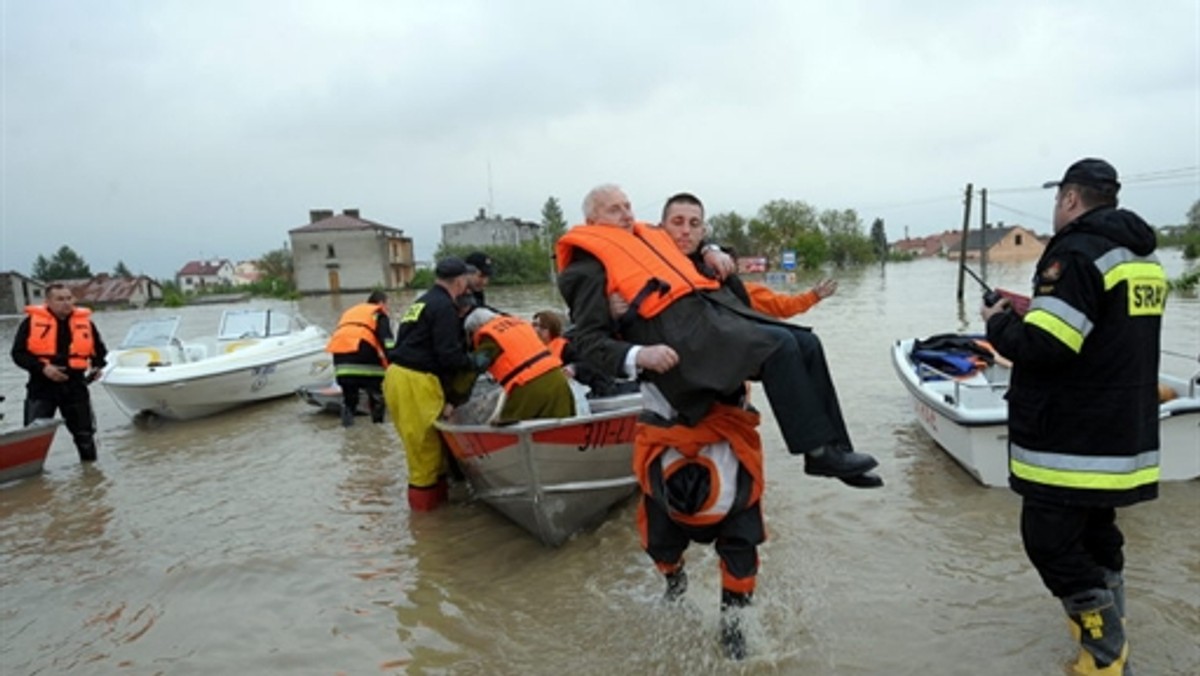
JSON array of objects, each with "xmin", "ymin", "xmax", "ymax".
[
  {"xmin": 337, "ymin": 375, "xmax": 385, "ymax": 421},
  {"xmin": 1021, "ymin": 496, "xmax": 1123, "ymax": 598},
  {"xmin": 755, "ymin": 323, "xmax": 852, "ymax": 455},
  {"xmin": 24, "ymin": 381, "xmax": 97, "ymax": 461}
]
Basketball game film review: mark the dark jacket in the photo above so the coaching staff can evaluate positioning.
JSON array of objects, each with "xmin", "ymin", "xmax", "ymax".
[
  {"xmin": 557, "ymin": 251, "xmax": 781, "ymax": 425},
  {"xmin": 387, "ymin": 285, "xmax": 473, "ymax": 385},
  {"xmin": 12, "ymin": 314, "xmax": 108, "ymax": 398},
  {"xmin": 986, "ymin": 206, "xmax": 1164, "ymax": 507}
]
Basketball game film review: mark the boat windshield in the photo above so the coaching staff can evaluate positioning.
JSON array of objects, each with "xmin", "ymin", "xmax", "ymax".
[
  {"xmin": 118, "ymin": 316, "xmax": 181, "ymax": 349},
  {"xmin": 217, "ymin": 310, "xmax": 293, "ymax": 340}
]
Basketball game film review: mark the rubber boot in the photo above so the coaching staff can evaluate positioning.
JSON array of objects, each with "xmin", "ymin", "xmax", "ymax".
[
  {"xmin": 340, "ymin": 404, "xmax": 355, "ymax": 427},
  {"xmin": 719, "ymin": 589, "xmax": 752, "ymax": 661},
  {"xmin": 76, "ymin": 437, "xmax": 98, "ymax": 463},
  {"xmin": 663, "ymin": 568, "xmax": 688, "ymax": 603},
  {"xmin": 369, "ymin": 395, "xmax": 385, "ymax": 424},
  {"xmin": 804, "ymin": 444, "xmax": 878, "ymax": 479},
  {"xmin": 407, "ymin": 484, "xmax": 445, "ymax": 512},
  {"xmin": 1062, "ymin": 588, "xmax": 1129, "ymax": 675},
  {"xmin": 1102, "ymin": 569, "xmax": 1126, "ymax": 621}
]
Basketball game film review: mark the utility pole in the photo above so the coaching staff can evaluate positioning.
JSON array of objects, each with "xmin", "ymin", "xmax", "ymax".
[
  {"xmin": 956, "ymin": 183, "xmax": 973, "ymax": 301},
  {"xmin": 980, "ymin": 188, "xmax": 989, "ymax": 280}
]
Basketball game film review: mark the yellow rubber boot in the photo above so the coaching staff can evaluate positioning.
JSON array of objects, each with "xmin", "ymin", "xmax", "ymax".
[{"xmin": 1062, "ymin": 589, "xmax": 1129, "ymax": 675}]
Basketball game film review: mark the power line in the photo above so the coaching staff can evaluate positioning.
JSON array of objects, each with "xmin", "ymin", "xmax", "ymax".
[{"xmin": 986, "ymin": 199, "xmax": 1051, "ymax": 225}]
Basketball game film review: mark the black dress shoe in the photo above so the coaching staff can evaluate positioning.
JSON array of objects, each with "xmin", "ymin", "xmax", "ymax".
[
  {"xmin": 804, "ymin": 445, "xmax": 878, "ymax": 478},
  {"xmin": 839, "ymin": 471, "xmax": 884, "ymax": 488}
]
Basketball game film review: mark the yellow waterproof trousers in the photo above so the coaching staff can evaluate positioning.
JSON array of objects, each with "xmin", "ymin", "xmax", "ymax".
[{"xmin": 383, "ymin": 365, "xmax": 446, "ymax": 488}]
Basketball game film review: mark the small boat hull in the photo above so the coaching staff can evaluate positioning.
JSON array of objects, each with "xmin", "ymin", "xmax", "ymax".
[
  {"xmin": 0, "ymin": 419, "xmax": 63, "ymax": 483},
  {"xmin": 892, "ymin": 338, "xmax": 1200, "ymax": 487},
  {"xmin": 437, "ymin": 394, "xmax": 642, "ymax": 546},
  {"xmin": 295, "ymin": 381, "xmax": 375, "ymax": 416}
]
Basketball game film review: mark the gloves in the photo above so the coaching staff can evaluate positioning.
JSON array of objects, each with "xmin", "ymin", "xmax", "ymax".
[{"xmin": 469, "ymin": 351, "xmax": 492, "ymax": 373}]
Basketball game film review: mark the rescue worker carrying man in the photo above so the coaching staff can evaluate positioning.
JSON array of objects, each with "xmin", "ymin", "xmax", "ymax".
[
  {"xmin": 384, "ymin": 257, "xmax": 478, "ymax": 512},
  {"xmin": 634, "ymin": 386, "xmax": 765, "ymax": 660},
  {"xmin": 462, "ymin": 308, "xmax": 574, "ymax": 423},
  {"xmin": 10, "ymin": 283, "xmax": 108, "ymax": 462},
  {"xmin": 326, "ymin": 291, "xmax": 393, "ymax": 427}
]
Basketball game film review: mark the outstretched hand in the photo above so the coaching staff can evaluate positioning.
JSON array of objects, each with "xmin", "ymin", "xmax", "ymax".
[{"xmin": 812, "ymin": 278, "xmax": 838, "ymax": 299}]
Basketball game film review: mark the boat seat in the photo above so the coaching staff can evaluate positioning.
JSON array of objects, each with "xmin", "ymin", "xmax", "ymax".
[
  {"xmin": 183, "ymin": 343, "xmax": 208, "ymax": 362},
  {"xmin": 116, "ymin": 347, "xmax": 163, "ymax": 367},
  {"xmin": 223, "ymin": 339, "xmax": 259, "ymax": 354}
]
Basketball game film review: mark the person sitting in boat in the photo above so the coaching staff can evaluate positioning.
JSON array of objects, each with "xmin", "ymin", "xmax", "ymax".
[
  {"xmin": 532, "ymin": 309, "xmax": 639, "ymax": 399},
  {"xmin": 10, "ymin": 282, "xmax": 108, "ymax": 463},
  {"xmin": 634, "ymin": 383, "xmax": 765, "ymax": 660},
  {"xmin": 556, "ymin": 184, "xmax": 877, "ymax": 482},
  {"xmin": 462, "ymin": 308, "xmax": 575, "ymax": 423},
  {"xmin": 326, "ymin": 290, "xmax": 393, "ymax": 427},
  {"xmin": 384, "ymin": 257, "xmax": 478, "ymax": 512},
  {"xmin": 653, "ymin": 191, "xmax": 882, "ymax": 488}
]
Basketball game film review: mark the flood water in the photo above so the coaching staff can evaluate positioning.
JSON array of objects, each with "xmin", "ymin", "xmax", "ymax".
[{"xmin": 2, "ymin": 255, "xmax": 1197, "ymax": 675}]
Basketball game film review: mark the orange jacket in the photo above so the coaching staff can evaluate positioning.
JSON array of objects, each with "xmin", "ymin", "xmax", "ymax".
[
  {"xmin": 326, "ymin": 303, "xmax": 388, "ymax": 364},
  {"xmin": 634, "ymin": 404, "xmax": 763, "ymax": 527},
  {"xmin": 25, "ymin": 305, "xmax": 96, "ymax": 370},
  {"xmin": 546, "ymin": 336, "xmax": 568, "ymax": 361},
  {"xmin": 475, "ymin": 316, "xmax": 563, "ymax": 392},
  {"xmin": 744, "ymin": 282, "xmax": 820, "ymax": 318},
  {"xmin": 556, "ymin": 222, "xmax": 720, "ymax": 319}
]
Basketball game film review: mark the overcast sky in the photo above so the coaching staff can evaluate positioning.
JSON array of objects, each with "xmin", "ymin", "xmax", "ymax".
[{"xmin": 3, "ymin": 0, "xmax": 1197, "ymax": 280}]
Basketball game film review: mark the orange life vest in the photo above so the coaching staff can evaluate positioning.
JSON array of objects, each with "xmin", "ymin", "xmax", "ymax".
[
  {"xmin": 546, "ymin": 336, "xmax": 568, "ymax": 361},
  {"xmin": 25, "ymin": 305, "xmax": 96, "ymax": 370},
  {"xmin": 475, "ymin": 316, "xmax": 563, "ymax": 392},
  {"xmin": 326, "ymin": 303, "xmax": 388, "ymax": 365},
  {"xmin": 556, "ymin": 222, "xmax": 721, "ymax": 319},
  {"xmin": 633, "ymin": 404, "xmax": 763, "ymax": 527}
]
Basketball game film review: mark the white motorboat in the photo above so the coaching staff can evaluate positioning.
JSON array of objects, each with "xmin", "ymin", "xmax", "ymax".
[
  {"xmin": 102, "ymin": 309, "xmax": 332, "ymax": 421},
  {"xmin": 436, "ymin": 387, "xmax": 643, "ymax": 546},
  {"xmin": 892, "ymin": 335, "xmax": 1200, "ymax": 487}
]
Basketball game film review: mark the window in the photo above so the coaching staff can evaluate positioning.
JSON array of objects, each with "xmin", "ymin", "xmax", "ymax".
[
  {"xmin": 327, "ymin": 244, "xmax": 336, "ymax": 258},
  {"xmin": 1015, "ymin": 234, "xmax": 1023, "ymax": 246}
]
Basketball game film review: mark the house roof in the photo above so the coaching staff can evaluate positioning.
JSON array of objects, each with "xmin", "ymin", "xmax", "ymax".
[
  {"xmin": 289, "ymin": 213, "xmax": 405, "ymax": 235},
  {"xmin": 962, "ymin": 226, "xmax": 1028, "ymax": 251},
  {"xmin": 62, "ymin": 275, "xmax": 159, "ymax": 304},
  {"xmin": 177, "ymin": 259, "xmax": 232, "ymax": 276},
  {"xmin": 1, "ymin": 270, "xmax": 44, "ymax": 286}
]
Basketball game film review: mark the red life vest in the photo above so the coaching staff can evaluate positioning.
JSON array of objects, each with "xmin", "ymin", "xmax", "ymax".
[
  {"xmin": 633, "ymin": 404, "xmax": 764, "ymax": 527},
  {"xmin": 556, "ymin": 222, "xmax": 720, "ymax": 319},
  {"xmin": 326, "ymin": 303, "xmax": 388, "ymax": 365},
  {"xmin": 25, "ymin": 305, "xmax": 96, "ymax": 370},
  {"xmin": 475, "ymin": 316, "xmax": 563, "ymax": 392}
]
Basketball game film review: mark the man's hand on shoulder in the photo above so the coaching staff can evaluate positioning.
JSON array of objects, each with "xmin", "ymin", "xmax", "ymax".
[{"xmin": 702, "ymin": 246, "xmax": 736, "ymax": 280}]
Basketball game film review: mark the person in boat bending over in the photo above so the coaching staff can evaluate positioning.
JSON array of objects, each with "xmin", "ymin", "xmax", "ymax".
[
  {"xmin": 653, "ymin": 191, "xmax": 882, "ymax": 489},
  {"xmin": 463, "ymin": 308, "xmax": 575, "ymax": 423},
  {"xmin": 555, "ymin": 183, "xmax": 878, "ymax": 478},
  {"xmin": 384, "ymin": 257, "xmax": 477, "ymax": 512},
  {"xmin": 982, "ymin": 158, "xmax": 1165, "ymax": 675},
  {"xmin": 10, "ymin": 282, "xmax": 108, "ymax": 462},
  {"xmin": 326, "ymin": 290, "xmax": 393, "ymax": 427},
  {"xmin": 532, "ymin": 309, "xmax": 639, "ymax": 399}
]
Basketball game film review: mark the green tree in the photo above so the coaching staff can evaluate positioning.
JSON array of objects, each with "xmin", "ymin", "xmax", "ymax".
[
  {"xmin": 870, "ymin": 218, "xmax": 888, "ymax": 260},
  {"xmin": 114, "ymin": 260, "xmax": 133, "ymax": 277},
  {"xmin": 1187, "ymin": 199, "xmax": 1200, "ymax": 231},
  {"xmin": 256, "ymin": 248, "xmax": 295, "ymax": 294},
  {"xmin": 32, "ymin": 245, "xmax": 92, "ymax": 281},
  {"xmin": 541, "ymin": 196, "xmax": 568, "ymax": 248},
  {"xmin": 749, "ymin": 199, "xmax": 820, "ymax": 264},
  {"xmin": 707, "ymin": 211, "xmax": 752, "ymax": 256}
]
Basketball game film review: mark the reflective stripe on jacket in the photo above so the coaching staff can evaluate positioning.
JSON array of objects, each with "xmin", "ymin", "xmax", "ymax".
[
  {"xmin": 634, "ymin": 404, "xmax": 763, "ymax": 527},
  {"xmin": 474, "ymin": 316, "xmax": 562, "ymax": 392},
  {"xmin": 25, "ymin": 305, "xmax": 95, "ymax": 370},
  {"xmin": 556, "ymin": 222, "xmax": 720, "ymax": 319},
  {"xmin": 327, "ymin": 303, "xmax": 387, "ymax": 365}
]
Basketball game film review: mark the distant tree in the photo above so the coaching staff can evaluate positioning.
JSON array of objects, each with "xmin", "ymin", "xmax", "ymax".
[
  {"xmin": 707, "ymin": 211, "xmax": 752, "ymax": 256},
  {"xmin": 541, "ymin": 196, "xmax": 568, "ymax": 248},
  {"xmin": 1188, "ymin": 199, "xmax": 1200, "ymax": 232},
  {"xmin": 114, "ymin": 260, "xmax": 133, "ymax": 277},
  {"xmin": 870, "ymin": 218, "xmax": 888, "ymax": 260},
  {"xmin": 256, "ymin": 247, "xmax": 296, "ymax": 295},
  {"xmin": 749, "ymin": 199, "xmax": 820, "ymax": 262},
  {"xmin": 32, "ymin": 245, "xmax": 92, "ymax": 281}
]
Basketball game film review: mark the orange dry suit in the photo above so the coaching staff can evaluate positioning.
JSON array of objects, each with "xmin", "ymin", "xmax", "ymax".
[
  {"xmin": 25, "ymin": 305, "xmax": 96, "ymax": 370},
  {"xmin": 634, "ymin": 404, "xmax": 765, "ymax": 595},
  {"xmin": 474, "ymin": 316, "xmax": 562, "ymax": 392}
]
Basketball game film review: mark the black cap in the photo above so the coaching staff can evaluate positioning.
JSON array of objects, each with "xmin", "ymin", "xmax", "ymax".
[
  {"xmin": 435, "ymin": 256, "xmax": 469, "ymax": 279},
  {"xmin": 1042, "ymin": 158, "xmax": 1121, "ymax": 193},
  {"xmin": 464, "ymin": 252, "xmax": 494, "ymax": 277}
]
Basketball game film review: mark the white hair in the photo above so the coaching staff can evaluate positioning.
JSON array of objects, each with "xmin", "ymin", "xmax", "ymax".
[
  {"xmin": 582, "ymin": 183, "xmax": 623, "ymax": 221},
  {"xmin": 463, "ymin": 307, "xmax": 499, "ymax": 337}
]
